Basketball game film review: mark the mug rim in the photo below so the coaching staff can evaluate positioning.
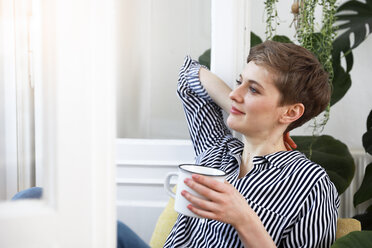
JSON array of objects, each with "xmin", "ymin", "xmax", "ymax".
[{"xmin": 179, "ymin": 164, "xmax": 226, "ymax": 177}]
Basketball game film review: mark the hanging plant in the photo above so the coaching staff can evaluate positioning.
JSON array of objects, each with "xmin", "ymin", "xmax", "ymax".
[
  {"xmin": 299, "ymin": 0, "xmax": 337, "ymax": 133},
  {"xmin": 264, "ymin": 0, "xmax": 280, "ymax": 39},
  {"xmin": 292, "ymin": 0, "xmax": 337, "ymax": 73}
]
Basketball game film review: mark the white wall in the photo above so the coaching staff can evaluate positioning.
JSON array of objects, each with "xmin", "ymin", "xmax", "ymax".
[{"xmin": 249, "ymin": 0, "xmax": 372, "ymax": 151}]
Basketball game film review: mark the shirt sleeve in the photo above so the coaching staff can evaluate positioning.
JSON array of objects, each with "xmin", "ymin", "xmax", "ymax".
[
  {"xmin": 177, "ymin": 56, "xmax": 232, "ymax": 157},
  {"xmin": 279, "ymin": 177, "xmax": 339, "ymax": 248}
]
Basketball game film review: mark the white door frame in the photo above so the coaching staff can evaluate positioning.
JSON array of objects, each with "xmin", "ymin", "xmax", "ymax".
[
  {"xmin": 1, "ymin": 0, "xmax": 18, "ymax": 200},
  {"xmin": 211, "ymin": 0, "xmax": 251, "ymax": 88},
  {"xmin": 211, "ymin": 0, "xmax": 250, "ymax": 138},
  {"xmin": 0, "ymin": 0, "xmax": 117, "ymax": 247}
]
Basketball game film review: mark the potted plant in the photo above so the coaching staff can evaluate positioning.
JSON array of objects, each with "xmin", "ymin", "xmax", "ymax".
[{"xmin": 331, "ymin": 109, "xmax": 372, "ymax": 246}]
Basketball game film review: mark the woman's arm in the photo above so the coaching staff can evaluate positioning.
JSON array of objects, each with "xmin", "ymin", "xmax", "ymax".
[
  {"xmin": 177, "ymin": 56, "xmax": 233, "ymax": 156},
  {"xmin": 199, "ymin": 67, "xmax": 232, "ymax": 113},
  {"xmin": 234, "ymin": 211, "xmax": 277, "ymax": 248},
  {"xmin": 280, "ymin": 178, "xmax": 339, "ymax": 247}
]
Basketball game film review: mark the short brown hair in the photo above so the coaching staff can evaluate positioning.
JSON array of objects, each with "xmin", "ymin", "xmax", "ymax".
[{"xmin": 247, "ymin": 40, "xmax": 331, "ymax": 132}]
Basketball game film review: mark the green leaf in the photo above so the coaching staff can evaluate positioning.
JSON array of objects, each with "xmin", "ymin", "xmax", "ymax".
[
  {"xmin": 363, "ymin": 132, "xmax": 372, "ymax": 155},
  {"xmin": 354, "ymin": 205, "xmax": 372, "ymax": 230},
  {"xmin": 354, "ymin": 163, "xmax": 372, "ymax": 206},
  {"xmin": 272, "ymin": 35, "xmax": 292, "ymax": 43},
  {"xmin": 367, "ymin": 110, "xmax": 372, "ymax": 131},
  {"xmin": 251, "ymin": 32, "xmax": 293, "ymax": 46},
  {"xmin": 198, "ymin": 49, "xmax": 211, "ymax": 69},
  {"xmin": 292, "ymin": 135, "xmax": 355, "ymax": 195},
  {"xmin": 331, "ymin": 231, "xmax": 372, "ymax": 248},
  {"xmin": 363, "ymin": 110, "xmax": 372, "ymax": 155},
  {"xmin": 306, "ymin": 33, "xmax": 326, "ymax": 61},
  {"xmin": 251, "ymin": 32, "xmax": 263, "ymax": 47},
  {"xmin": 335, "ymin": 0, "xmax": 372, "ymax": 49},
  {"xmin": 330, "ymin": 57, "xmax": 352, "ymax": 106},
  {"xmin": 358, "ymin": 211, "xmax": 372, "ymax": 230},
  {"xmin": 332, "ymin": 36, "xmax": 354, "ymax": 74},
  {"xmin": 368, "ymin": 205, "xmax": 372, "ymax": 213},
  {"xmin": 344, "ymin": 49, "xmax": 354, "ymax": 74},
  {"xmin": 331, "ymin": 34, "xmax": 354, "ymax": 106}
]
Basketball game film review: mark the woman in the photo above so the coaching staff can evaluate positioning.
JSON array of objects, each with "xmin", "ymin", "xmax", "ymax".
[{"xmin": 164, "ymin": 41, "xmax": 339, "ymax": 247}]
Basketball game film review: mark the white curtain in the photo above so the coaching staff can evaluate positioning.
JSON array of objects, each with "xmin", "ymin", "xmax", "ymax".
[{"xmin": 116, "ymin": 0, "xmax": 211, "ymax": 139}]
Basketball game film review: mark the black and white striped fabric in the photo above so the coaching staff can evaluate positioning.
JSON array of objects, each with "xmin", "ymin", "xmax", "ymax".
[{"xmin": 164, "ymin": 56, "xmax": 339, "ymax": 248}]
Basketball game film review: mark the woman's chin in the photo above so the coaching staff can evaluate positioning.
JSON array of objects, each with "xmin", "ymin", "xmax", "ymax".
[{"xmin": 227, "ymin": 117, "xmax": 238, "ymax": 131}]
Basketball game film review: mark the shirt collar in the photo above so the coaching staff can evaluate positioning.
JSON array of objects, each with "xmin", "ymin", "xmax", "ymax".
[
  {"xmin": 254, "ymin": 150, "xmax": 306, "ymax": 169},
  {"xmin": 226, "ymin": 138, "xmax": 306, "ymax": 169}
]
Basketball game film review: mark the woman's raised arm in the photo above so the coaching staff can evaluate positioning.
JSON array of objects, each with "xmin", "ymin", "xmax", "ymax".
[{"xmin": 199, "ymin": 67, "xmax": 232, "ymax": 113}]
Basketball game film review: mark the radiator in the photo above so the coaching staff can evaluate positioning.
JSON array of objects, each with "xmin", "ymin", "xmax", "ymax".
[{"xmin": 339, "ymin": 150, "xmax": 372, "ymax": 218}]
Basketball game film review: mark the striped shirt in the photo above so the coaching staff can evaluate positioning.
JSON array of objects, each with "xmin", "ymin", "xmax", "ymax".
[{"xmin": 164, "ymin": 56, "xmax": 339, "ymax": 248}]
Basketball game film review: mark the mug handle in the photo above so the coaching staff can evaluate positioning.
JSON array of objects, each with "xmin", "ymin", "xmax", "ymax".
[{"xmin": 164, "ymin": 172, "xmax": 178, "ymax": 198}]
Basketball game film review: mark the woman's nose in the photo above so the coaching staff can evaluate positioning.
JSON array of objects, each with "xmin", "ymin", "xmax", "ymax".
[{"xmin": 229, "ymin": 85, "xmax": 244, "ymax": 103}]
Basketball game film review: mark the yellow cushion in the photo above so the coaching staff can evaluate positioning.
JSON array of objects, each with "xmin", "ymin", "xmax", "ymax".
[
  {"xmin": 149, "ymin": 189, "xmax": 178, "ymax": 248},
  {"xmin": 336, "ymin": 218, "xmax": 361, "ymax": 239}
]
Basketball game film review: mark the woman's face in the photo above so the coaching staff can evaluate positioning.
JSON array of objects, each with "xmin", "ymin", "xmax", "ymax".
[{"xmin": 226, "ymin": 61, "xmax": 286, "ymax": 137}]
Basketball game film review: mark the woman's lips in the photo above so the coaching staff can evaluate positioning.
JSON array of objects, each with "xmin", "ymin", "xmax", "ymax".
[{"xmin": 230, "ymin": 106, "xmax": 245, "ymax": 115}]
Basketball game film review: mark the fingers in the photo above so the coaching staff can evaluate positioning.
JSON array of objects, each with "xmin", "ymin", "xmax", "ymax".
[
  {"xmin": 183, "ymin": 177, "xmax": 220, "ymax": 201},
  {"xmin": 181, "ymin": 189, "xmax": 218, "ymax": 213},
  {"xmin": 182, "ymin": 175, "xmax": 232, "ymax": 210},
  {"xmin": 190, "ymin": 174, "xmax": 226, "ymax": 192},
  {"xmin": 186, "ymin": 203, "xmax": 217, "ymax": 220},
  {"xmin": 182, "ymin": 176, "xmax": 246, "ymax": 224}
]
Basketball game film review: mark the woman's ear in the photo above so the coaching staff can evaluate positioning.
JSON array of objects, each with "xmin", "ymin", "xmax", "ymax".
[{"xmin": 279, "ymin": 103, "xmax": 304, "ymax": 125}]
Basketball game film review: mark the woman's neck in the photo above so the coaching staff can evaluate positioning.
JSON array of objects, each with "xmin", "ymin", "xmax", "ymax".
[{"xmin": 239, "ymin": 133, "xmax": 287, "ymax": 178}]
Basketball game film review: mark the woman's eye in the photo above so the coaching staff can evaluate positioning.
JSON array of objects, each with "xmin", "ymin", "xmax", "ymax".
[
  {"xmin": 235, "ymin": 79, "xmax": 242, "ymax": 85},
  {"xmin": 249, "ymin": 86, "xmax": 258, "ymax": 94}
]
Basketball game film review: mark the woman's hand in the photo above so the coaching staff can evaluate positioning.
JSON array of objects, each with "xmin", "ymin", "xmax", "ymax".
[
  {"xmin": 182, "ymin": 174, "xmax": 277, "ymax": 247},
  {"xmin": 181, "ymin": 174, "xmax": 251, "ymax": 227},
  {"xmin": 284, "ymin": 132, "xmax": 297, "ymax": 151}
]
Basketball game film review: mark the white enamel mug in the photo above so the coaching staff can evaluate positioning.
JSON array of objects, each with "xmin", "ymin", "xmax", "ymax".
[{"xmin": 164, "ymin": 164, "xmax": 226, "ymax": 218}]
